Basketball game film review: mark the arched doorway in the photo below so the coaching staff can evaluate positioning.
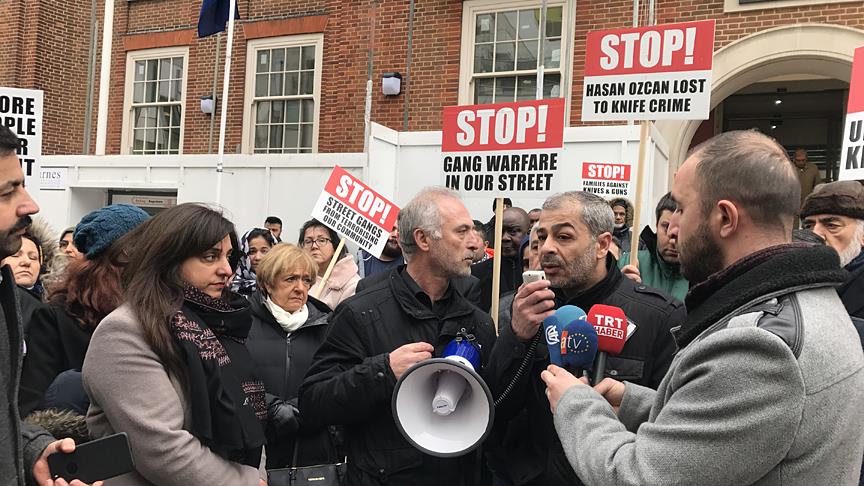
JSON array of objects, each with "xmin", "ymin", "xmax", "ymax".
[{"xmin": 657, "ymin": 24, "xmax": 864, "ymax": 176}]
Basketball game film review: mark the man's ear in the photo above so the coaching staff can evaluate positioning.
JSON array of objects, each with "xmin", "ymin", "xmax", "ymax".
[
  {"xmin": 595, "ymin": 232, "xmax": 612, "ymax": 259},
  {"xmin": 413, "ymin": 228, "xmax": 431, "ymax": 252},
  {"xmin": 716, "ymin": 199, "xmax": 740, "ymax": 239}
]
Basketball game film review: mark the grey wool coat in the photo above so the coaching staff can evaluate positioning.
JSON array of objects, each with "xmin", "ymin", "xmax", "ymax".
[
  {"xmin": 553, "ymin": 285, "xmax": 864, "ymax": 486},
  {"xmin": 83, "ymin": 304, "xmax": 266, "ymax": 485}
]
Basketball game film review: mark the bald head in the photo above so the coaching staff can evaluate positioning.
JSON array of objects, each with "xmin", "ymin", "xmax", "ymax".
[{"xmin": 688, "ymin": 130, "xmax": 799, "ymax": 232}]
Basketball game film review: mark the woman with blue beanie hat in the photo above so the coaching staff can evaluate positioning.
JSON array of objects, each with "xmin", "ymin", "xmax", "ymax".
[
  {"xmin": 19, "ymin": 204, "xmax": 150, "ymax": 417},
  {"xmin": 73, "ymin": 204, "xmax": 150, "ymax": 260}
]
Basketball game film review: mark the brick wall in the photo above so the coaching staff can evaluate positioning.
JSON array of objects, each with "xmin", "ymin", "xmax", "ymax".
[{"xmin": 3, "ymin": 0, "xmax": 863, "ymax": 155}]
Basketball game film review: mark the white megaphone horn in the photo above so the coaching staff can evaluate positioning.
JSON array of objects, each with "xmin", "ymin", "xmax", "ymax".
[{"xmin": 392, "ymin": 330, "xmax": 494, "ymax": 457}]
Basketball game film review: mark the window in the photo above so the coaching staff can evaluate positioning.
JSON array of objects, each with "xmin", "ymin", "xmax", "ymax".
[
  {"xmin": 243, "ymin": 35, "xmax": 323, "ymax": 154},
  {"xmin": 460, "ymin": 1, "xmax": 570, "ymax": 106},
  {"xmin": 121, "ymin": 47, "xmax": 188, "ymax": 155}
]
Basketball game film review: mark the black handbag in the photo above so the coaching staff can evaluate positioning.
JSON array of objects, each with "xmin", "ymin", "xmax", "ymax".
[{"xmin": 267, "ymin": 437, "xmax": 346, "ymax": 486}]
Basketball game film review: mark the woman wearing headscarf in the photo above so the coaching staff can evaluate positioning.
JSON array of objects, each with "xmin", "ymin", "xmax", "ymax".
[
  {"xmin": 83, "ymin": 203, "xmax": 267, "ymax": 485},
  {"xmin": 298, "ymin": 219, "xmax": 359, "ymax": 310},
  {"xmin": 231, "ymin": 228, "xmax": 276, "ymax": 296},
  {"xmin": 245, "ymin": 244, "xmax": 337, "ymax": 469},
  {"xmin": 19, "ymin": 204, "xmax": 150, "ymax": 417}
]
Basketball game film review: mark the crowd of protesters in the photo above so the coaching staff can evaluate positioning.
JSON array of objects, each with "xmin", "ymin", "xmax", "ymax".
[{"xmin": 2, "ymin": 122, "xmax": 863, "ymax": 485}]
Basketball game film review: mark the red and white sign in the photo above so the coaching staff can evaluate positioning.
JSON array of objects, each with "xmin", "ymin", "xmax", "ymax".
[
  {"xmin": 311, "ymin": 166, "xmax": 400, "ymax": 258},
  {"xmin": 441, "ymin": 98, "xmax": 565, "ymax": 197},
  {"xmin": 579, "ymin": 161, "xmax": 634, "ymax": 198},
  {"xmin": 840, "ymin": 45, "xmax": 864, "ymax": 181},
  {"xmin": 582, "ymin": 20, "xmax": 715, "ymax": 121}
]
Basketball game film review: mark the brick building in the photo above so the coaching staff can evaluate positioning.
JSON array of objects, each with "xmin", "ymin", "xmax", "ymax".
[{"xmin": 1, "ymin": 0, "xmax": 862, "ymax": 229}]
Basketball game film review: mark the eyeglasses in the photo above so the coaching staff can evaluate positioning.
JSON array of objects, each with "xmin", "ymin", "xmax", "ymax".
[{"xmin": 302, "ymin": 237, "xmax": 332, "ymax": 248}]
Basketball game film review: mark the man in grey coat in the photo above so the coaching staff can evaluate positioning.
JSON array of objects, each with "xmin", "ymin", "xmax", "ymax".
[
  {"xmin": 542, "ymin": 130, "xmax": 864, "ymax": 485},
  {"xmin": 0, "ymin": 126, "xmax": 96, "ymax": 486}
]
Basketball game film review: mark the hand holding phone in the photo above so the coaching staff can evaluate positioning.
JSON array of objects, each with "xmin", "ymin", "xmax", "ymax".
[
  {"xmin": 522, "ymin": 270, "xmax": 546, "ymax": 285},
  {"xmin": 512, "ymin": 271, "xmax": 554, "ymax": 341},
  {"xmin": 48, "ymin": 433, "xmax": 135, "ymax": 483}
]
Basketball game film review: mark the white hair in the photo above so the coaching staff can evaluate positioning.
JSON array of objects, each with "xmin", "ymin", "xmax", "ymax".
[{"xmin": 838, "ymin": 219, "xmax": 864, "ymax": 267}]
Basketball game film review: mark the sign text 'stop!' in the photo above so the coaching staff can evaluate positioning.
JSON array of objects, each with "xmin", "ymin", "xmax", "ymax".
[
  {"xmin": 442, "ymin": 98, "xmax": 565, "ymax": 152},
  {"xmin": 585, "ymin": 20, "xmax": 715, "ymax": 77}
]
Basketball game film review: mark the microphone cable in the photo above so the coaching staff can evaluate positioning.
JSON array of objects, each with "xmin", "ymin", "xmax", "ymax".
[{"xmin": 493, "ymin": 327, "xmax": 541, "ymax": 407}]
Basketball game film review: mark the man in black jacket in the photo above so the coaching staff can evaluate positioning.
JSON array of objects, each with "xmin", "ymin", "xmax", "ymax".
[
  {"xmin": 0, "ymin": 126, "xmax": 94, "ymax": 486},
  {"xmin": 799, "ymin": 180, "xmax": 864, "ymax": 319},
  {"xmin": 299, "ymin": 187, "xmax": 496, "ymax": 486},
  {"xmin": 485, "ymin": 190, "xmax": 683, "ymax": 486},
  {"xmin": 472, "ymin": 207, "xmax": 530, "ymax": 311}
]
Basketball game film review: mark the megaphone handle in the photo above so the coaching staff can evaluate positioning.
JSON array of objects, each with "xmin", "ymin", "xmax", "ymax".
[{"xmin": 592, "ymin": 352, "xmax": 607, "ymax": 386}]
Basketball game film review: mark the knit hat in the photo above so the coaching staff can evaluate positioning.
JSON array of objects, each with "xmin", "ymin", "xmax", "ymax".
[
  {"xmin": 73, "ymin": 204, "xmax": 150, "ymax": 259},
  {"xmin": 799, "ymin": 181, "xmax": 864, "ymax": 221}
]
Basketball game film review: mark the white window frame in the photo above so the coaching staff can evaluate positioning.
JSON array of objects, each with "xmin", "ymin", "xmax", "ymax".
[
  {"xmin": 120, "ymin": 46, "xmax": 190, "ymax": 155},
  {"xmin": 242, "ymin": 34, "xmax": 324, "ymax": 154},
  {"xmin": 458, "ymin": 0, "xmax": 572, "ymax": 118}
]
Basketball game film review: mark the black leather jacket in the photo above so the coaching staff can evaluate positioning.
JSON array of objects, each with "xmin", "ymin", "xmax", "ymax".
[
  {"xmin": 299, "ymin": 266, "xmax": 497, "ymax": 486},
  {"xmin": 485, "ymin": 255, "xmax": 684, "ymax": 485}
]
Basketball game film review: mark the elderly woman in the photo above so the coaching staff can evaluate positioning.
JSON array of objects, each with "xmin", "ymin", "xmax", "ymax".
[
  {"xmin": 83, "ymin": 204, "xmax": 267, "ymax": 485},
  {"xmin": 231, "ymin": 228, "xmax": 276, "ymax": 296},
  {"xmin": 245, "ymin": 244, "xmax": 338, "ymax": 469},
  {"xmin": 298, "ymin": 219, "xmax": 359, "ymax": 310}
]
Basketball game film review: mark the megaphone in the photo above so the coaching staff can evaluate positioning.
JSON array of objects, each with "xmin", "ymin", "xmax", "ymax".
[{"xmin": 392, "ymin": 332, "xmax": 494, "ymax": 457}]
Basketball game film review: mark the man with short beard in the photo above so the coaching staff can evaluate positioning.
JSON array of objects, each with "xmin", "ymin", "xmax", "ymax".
[
  {"xmin": 0, "ymin": 126, "xmax": 98, "ymax": 486},
  {"xmin": 358, "ymin": 224, "xmax": 405, "ymax": 278},
  {"xmin": 483, "ymin": 191, "xmax": 682, "ymax": 486},
  {"xmin": 800, "ymin": 180, "xmax": 864, "ymax": 319},
  {"xmin": 542, "ymin": 130, "xmax": 864, "ymax": 485},
  {"xmin": 300, "ymin": 187, "xmax": 496, "ymax": 486}
]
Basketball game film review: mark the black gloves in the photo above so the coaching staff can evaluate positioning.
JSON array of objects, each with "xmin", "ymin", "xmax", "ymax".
[{"xmin": 266, "ymin": 393, "xmax": 302, "ymax": 439}]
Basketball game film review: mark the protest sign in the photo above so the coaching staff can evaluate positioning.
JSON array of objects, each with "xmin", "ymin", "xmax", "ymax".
[
  {"xmin": 582, "ymin": 20, "xmax": 715, "ymax": 121},
  {"xmin": 579, "ymin": 162, "xmax": 634, "ymax": 198},
  {"xmin": 441, "ymin": 98, "xmax": 565, "ymax": 197},
  {"xmin": 840, "ymin": 45, "xmax": 864, "ymax": 181},
  {"xmin": 0, "ymin": 87, "xmax": 43, "ymax": 190},
  {"xmin": 311, "ymin": 165, "xmax": 400, "ymax": 258}
]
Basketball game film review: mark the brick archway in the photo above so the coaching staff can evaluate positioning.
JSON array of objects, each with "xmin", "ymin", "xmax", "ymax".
[{"xmin": 657, "ymin": 23, "xmax": 864, "ymax": 176}]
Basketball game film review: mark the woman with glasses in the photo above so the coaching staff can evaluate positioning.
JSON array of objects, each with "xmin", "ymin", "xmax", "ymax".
[
  {"xmin": 82, "ymin": 204, "xmax": 267, "ymax": 485},
  {"xmin": 298, "ymin": 219, "xmax": 359, "ymax": 311},
  {"xmin": 230, "ymin": 228, "xmax": 277, "ymax": 296},
  {"xmin": 245, "ymin": 244, "xmax": 339, "ymax": 469}
]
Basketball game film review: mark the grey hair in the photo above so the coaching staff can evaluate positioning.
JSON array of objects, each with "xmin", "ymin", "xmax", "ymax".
[
  {"xmin": 398, "ymin": 187, "xmax": 459, "ymax": 257},
  {"xmin": 542, "ymin": 191, "xmax": 615, "ymax": 239}
]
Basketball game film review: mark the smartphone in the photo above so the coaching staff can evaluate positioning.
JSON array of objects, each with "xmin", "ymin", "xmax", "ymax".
[
  {"xmin": 522, "ymin": 270, "xmax": 546, "ymax": 285},
  {"xmin": 49, "ymin": 432, "xmax": 135, "ymax": 483}
]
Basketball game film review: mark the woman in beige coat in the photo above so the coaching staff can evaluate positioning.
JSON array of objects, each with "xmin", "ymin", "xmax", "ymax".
[
  {"xmin": 83, "ymin": 204, "xmax": 267, "ymax": 485},
  {"xmin": 298, "ymin": 219, "xmax": 359, "ymax": 310}
]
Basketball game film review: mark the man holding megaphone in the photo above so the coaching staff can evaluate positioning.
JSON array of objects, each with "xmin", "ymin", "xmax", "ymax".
[
  {"xmin": 299, "ymin": 187, "xmax": 497, "ymax": 486},
  {"xmin": 484, "ymin": 191, "xmax": 685, "ymax": 486}
]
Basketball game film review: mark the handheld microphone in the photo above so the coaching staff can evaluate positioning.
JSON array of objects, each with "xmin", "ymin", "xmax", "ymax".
[
  {"xmin": 587, "ymin": 304, "xmax": 628, "ymax": 385},
  {"xmin": 543, "ymin": 305, "xmax": 587, "ymax": 367},
  {"xmin": 559, "ymin": 318, "xmax": 598, "ymax": 372}
]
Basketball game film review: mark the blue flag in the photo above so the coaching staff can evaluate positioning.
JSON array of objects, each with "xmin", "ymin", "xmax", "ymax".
[{"xmin": 198, "ymin": 0, "xmax": 240, "ymax": 38}]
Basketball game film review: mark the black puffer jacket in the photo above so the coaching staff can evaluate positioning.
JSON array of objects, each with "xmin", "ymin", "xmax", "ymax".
[
  {"xmin": 485, "ymin": 254, "xmax": 684, "ymax": 486},
  {"xmin": 245, "ymin": 291, "xmax": 336, "ymax": 469},
  {"xmin": 299, "ymin": 266, "xmax": 497, "ymax": 486}
]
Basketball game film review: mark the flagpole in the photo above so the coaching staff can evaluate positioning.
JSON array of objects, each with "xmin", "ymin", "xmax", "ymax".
[{"xmin": 215, "ymin": 0, "xmax": 236, "ymax": 206}]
